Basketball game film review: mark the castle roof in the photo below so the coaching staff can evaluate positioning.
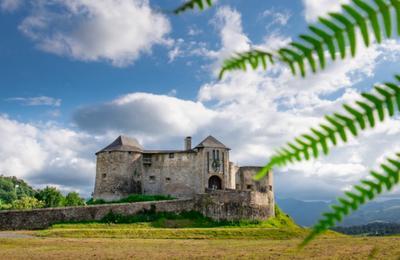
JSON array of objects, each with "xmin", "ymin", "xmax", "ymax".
[
  {"xmin": 96, "ymin": 135, "xmax": 144, "ymax": 154},
  {"xmin": 195, "ymin": 135, "xmax": 230, "ymax": 150}
]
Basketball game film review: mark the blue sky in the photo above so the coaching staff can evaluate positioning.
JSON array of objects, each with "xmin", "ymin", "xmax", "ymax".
[{"xmin": 1, "ymin": 0, "xmax": 400, "ymax": 200}]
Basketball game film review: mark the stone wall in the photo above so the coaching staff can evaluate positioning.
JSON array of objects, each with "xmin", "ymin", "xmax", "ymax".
[
  {"xmin": 0, "ymin": 190, "xmax": 274, "ymax": 230},
  {"xmin": 0, "ymin": 199, "xmax": 194, "ymax": 230},
  {"xmin": 142, "ymin": 151, "xmax": 203, "ymax": 198},
  {"xmin": 94, "ymin": 151, "xmax": 143, "ymax": 201},
  {"xmin": 194, "ymin": 190, "xmax": 274, "ymax": 221}
]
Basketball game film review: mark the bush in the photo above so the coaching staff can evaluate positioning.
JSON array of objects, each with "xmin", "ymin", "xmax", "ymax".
[{"xmin": 11, "ymin": 196, "xmax": 44, "ymax": 210}]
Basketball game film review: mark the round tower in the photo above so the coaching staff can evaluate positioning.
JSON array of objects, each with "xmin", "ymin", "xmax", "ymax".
[{"xmin": 93, "ymin": 136, "xmax": 143, "ymax": 202}]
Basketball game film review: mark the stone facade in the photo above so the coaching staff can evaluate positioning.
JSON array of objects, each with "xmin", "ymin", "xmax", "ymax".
[
  {"xmin": 94, "ymin": 135, "xmax": 273, "ymax": 202},
  {"xmin": 0, "ymin": 190, "xmax": 274, "ymax": 230}
]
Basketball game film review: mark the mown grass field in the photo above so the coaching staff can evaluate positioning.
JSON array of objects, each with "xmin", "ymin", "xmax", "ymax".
[
  {"xmin": 0, "ymin": 235, "xmax": 400, "ymax": 259},
  {"xmin": 1, "ymin": 208, "xmax": 399, "ymax": 259}
]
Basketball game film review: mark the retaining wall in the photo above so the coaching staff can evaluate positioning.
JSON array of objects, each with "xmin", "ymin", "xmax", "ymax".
[{"xmin": 0, "ymin": 190, "xmax": 274, "ymax": 230}]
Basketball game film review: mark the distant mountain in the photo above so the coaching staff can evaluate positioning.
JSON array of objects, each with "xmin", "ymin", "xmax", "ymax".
[{"xmin": 277, "ymin": 198, "xmax": 400, "ymax": 227}]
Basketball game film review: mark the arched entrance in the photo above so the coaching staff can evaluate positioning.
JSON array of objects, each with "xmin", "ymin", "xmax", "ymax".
[{"xmin": 208, "ymin": 175, "xmax": 222, "ymax": 190}]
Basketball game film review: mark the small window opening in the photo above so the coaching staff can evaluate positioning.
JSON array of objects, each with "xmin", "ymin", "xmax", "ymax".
[
  {"xmin": 149, "ymin": 176, "xmax": 156, "ymax": 181},
  {"xmin": 102, "ymin": 173, "xmax": 107, "ymax": 178},
  {"xmin": 166, "ymin": 177, "xmax": 171, "ymax": 182},
  {"xmin": 247, "ymin": 185, "xmax": 253, "ymax": 190},
  {"xmin": 169, "ymin": 153, "xmax": 174, "ymax": 158}
]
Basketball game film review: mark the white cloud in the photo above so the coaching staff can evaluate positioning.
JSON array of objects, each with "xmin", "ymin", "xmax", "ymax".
[
  {"xmin": 0, "ymin": 115, "xmax": 97, "ymax": 197},
  {"xmin": 19, "ymin": 0, "xmax": 171, "ymax": 67},
  {"xmin": 211, "ymin": 6, "xmax": 250, "ymax": 61},
  {"xmin": 0, "ymin": 0, "xmax": 22, "ymax": 12},
  {"xmin": 261, "ymin": 8, "xmax": 291, "ymax": 30},
  {"xmin": 302, "ymin": 0, "xmax": 350, "ymax": 22},
  {"xmin": 7, "ymin": 96, "xmax": 61, "ymax": 107}
]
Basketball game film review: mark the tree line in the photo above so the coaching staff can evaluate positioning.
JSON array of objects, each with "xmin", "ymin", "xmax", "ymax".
[{"xmin": 0, "ymin": 175, "xmax": 85, "ymax": 210}]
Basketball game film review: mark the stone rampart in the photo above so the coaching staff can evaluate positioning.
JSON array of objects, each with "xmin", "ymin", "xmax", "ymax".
[
  {"xmin": 0, "ymin": 199, "xmax": 194, "ymax": 230},
  {"xmin": 194, "ymin": 190, "xmax": 274, "ymax": 221},
  {"xmin": 0, "ymin": 190, "xmax": 274, "ymax": 230}
]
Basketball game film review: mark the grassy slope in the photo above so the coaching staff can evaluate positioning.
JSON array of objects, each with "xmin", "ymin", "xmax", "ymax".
[{"xmin": 36, "ymin": 206, "xmax": 340, "ymax": 240}]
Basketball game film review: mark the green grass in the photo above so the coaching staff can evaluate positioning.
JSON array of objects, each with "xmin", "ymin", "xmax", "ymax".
[{"xmin": 86, "ymin": 194, "xmax": 174, "ymax": 205}]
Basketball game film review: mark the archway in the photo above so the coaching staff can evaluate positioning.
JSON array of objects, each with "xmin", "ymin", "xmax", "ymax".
[{"xmin": 208, "ymin": 175, "xmax": 222, "ymax": 190}]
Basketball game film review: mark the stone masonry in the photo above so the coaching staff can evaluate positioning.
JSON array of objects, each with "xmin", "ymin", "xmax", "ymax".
[
  {"xmin": 93, "ymin": 135, "xmax": 274, "ymax": 203},
  {"xmin": 0, "ymin": 190, "xmax": 274, "ymax": 230}
]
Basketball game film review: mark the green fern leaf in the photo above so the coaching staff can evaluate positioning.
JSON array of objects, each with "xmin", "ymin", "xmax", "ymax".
[
  {"xmin": 174, "ymin": 0, "xmax": 213, "ymax": 14},
  {"xmin": 219, "ymin": 0, "xmax": 400, "ymax": 78},
  {"xmin": 301, "ymin": 153, "xmax": 400, "ymax": 247},
  {"xmin": 256, "ymin": 77, "xmax": 400, "ymax": 181},
  {"xmin": 375, "ymin": 0, "xmax": 392, "ymax": 37}
]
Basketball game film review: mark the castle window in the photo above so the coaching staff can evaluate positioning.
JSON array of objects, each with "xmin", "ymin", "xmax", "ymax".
[
  {"xmin": 169, "ymin": 153, "xmax": 174, "ymax": 158},
  {"xmin": 207, "ymin": 152, "xmax": 210, "ymax": 172},
  {"xmin": 149, "ymin": 176, "xmax": 156, "ymax": 182},
  {"xmin": 165, "ymin": 177, "xmax": 171, "ymax": 183},
  {"xmin": 216, "ymin": 150, "xmax": 219, "ymax": 160},
  {"xmin": 247, "ymin": 185, "xmax": 253, "ymax": 190},
  {"xmin": 222, "ymin": 152, "xmax": 224, "ymax": 173},
  {"xmin": 212, "ymin": 150, "xmax": 216, "ymax": 160},
  {"xmin": 269, "ymin": 185, "xmax": 273, "ymax": 191},
  {"xmin": 143, "ymin": 154, "xmax": 152, "ymax": 165},
  {"xmin": 128, "ymin": 151, "xmax": 132, "ymax": 155},
  {"xmin": 102, "ymin": 173, "xmax": 107, "ymax": 178}
]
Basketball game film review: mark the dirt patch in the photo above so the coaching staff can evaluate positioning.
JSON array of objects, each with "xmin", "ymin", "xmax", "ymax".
[{"xmin": 0, "ymin": 232, "xmax": 35, "ymax": 239}]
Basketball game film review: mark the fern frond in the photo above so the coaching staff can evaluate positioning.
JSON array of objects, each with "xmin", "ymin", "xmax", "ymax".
[
  {"xmin": 220, "ymin": 0, "xmax": 400, "ymax": 78},
  {"xmin": 174, "ymin": 0, "xmax": 213, "ymax": 14},
  {"xmin": 300, "ymin": 153, "xmax": 400, "ymax": 247},
  {"xmin": 219, "ymin": 50, "xmax": 274, "ymax": 79},
  {"xmin": 255, "ymin": 75, "xmax": 400, "ymax": 180}
]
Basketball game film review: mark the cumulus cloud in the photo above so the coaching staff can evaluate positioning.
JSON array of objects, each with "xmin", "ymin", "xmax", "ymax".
[
  {"xmin": 19, "ymin": 0, "xmax": 171, "ymax": 66},
  {"xmin": 302, "ymin": 0, "xmax": 350, "ymax": 22},
  {"xmin": 6, "ymin": 96, "xmax": 61, "ymax": 107},
  {"xmin": 0, "ymin": 115, "xmax": 97, "ymax": 197},
  {"xmin": 73, "ymin": 93, "xmax": 216, "ymax": 140}
]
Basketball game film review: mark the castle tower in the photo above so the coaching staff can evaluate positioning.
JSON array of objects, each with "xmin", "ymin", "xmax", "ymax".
[
  {"xmin": 194, "ymin": 135, "xmax": 235, "ymax": 191},
  {"xmin": 93, "ymin": 136, "xmax": 144, "ymax": 201}
]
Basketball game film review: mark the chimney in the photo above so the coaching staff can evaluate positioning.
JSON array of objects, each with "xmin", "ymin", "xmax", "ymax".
[{"xmin": 185, "ymin": 136, "xmax": 192, "ymax": 150}]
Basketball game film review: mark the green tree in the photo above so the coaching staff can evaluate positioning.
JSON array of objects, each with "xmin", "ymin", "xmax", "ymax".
[
  {"xmin": 35, "ymin": 186, "xmax": 65, "ymax": 208},
  {"xmin": 11, "ymin": 196, "xmax": 44, "ymax": 210},
  {"xmin": 175, "ymin": 0, "xmax": 400, "ymax": 246},
  {"xmin": 64, "ymin": 192, "xmax": 85, "ymax": 206},
  {"xmin": 0, "ymin": 176, "xmax": 36, "ymax": 204}
]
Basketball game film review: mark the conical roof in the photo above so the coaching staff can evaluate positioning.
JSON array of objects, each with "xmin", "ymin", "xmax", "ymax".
[
  {"xmin": 96, "ymin": 135, "xmax": 143, "ymax": 154},
  {"xmin": 195, "ymin": 135, "xmax": 229, "ymax": 149}
]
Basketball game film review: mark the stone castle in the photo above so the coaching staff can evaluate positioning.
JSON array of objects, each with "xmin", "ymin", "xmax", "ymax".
[
  {"xmin": 94, "ymin": 135, "xmax": 274, "ymax": 203},
  {"xmin": 0, "ymin": 135, "xmax": 275, "ymax": 230}
]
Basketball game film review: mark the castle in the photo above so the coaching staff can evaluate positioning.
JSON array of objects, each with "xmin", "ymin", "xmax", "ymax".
[{"xmin": 93, "ymin": 135, "xmax": 274, "ymax": 203}]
